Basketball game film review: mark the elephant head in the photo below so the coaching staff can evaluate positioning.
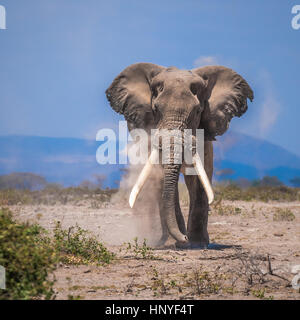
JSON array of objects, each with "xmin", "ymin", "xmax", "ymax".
[{"xmin": 106, "ymin": 63, "xmax": 253, "ymax": 244}]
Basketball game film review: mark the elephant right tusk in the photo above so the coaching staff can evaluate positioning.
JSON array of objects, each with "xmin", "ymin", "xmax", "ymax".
[
  {"xmin": 129, "ymin": 148, "xmax": 159, "ymax": 208},
  {"xmin": 192, "ymin": 152, "xmax": 214, "ymax": 205}
]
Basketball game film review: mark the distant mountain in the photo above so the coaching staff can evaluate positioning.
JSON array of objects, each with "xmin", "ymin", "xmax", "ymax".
[
  {"xmin": 0, "ymin": 132, "xmax": 299, "ymax": 187},
  {"xmin": 0, "ymin": 135, "xmax": 123, "ymax": 188},
  {"xmin": 214, "ymin": 131, "xmax": 300, "ymax": 184}
]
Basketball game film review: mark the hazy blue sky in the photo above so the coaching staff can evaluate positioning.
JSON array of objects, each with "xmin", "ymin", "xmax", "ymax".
[{"xmin": 0, "ymin": 0, "xmax": 299, "ymax": 155}]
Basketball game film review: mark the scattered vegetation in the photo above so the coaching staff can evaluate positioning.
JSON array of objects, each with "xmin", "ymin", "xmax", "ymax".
[
  {"xmin": 273, "ymin": 208, "xmax": 295, "ymax": 222},
  {"xmin": 0, "ymin": 186, "xmax": 117, "ymax": 206},
  {"xmin": 0, "ymin": 171, "xmax": 118, "ymax": 206},
  {"xmin": 214, "ymin": 184, "xmax": 300, "ymax": 202},
  {"xmin": 179, "ymin": 181, "xmax": 300, "ymax": 204},
  {"xmin": 149, "ymin": 267, "xmax": 225, "ymax": 298},
  {"xmin": 1, "ymin": 174, "xmax": 299, "ymax": 207},
  {"xmin": 251, "ymin": 288, "xmax": 273, "ymax": 300}
]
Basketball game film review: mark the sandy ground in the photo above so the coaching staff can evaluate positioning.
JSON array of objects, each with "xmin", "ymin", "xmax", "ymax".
[{"xmin": 9, "ymin": 200, "xmax": 300, "ymax": 300}]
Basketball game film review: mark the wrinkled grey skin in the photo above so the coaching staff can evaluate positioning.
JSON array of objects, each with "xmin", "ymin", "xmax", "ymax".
[{"xmin": 106, "ymin": 63, "xmax": 253, "ymax": 248}]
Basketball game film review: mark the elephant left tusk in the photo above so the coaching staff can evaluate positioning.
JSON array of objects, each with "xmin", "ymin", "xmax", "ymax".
[
  {"xmin": 129, "ymin": 148, "xmax": 159, "ymax": 208},
  {"xmin": 192, "ymin": 152, "xmax": 214, "ymax": 205}
]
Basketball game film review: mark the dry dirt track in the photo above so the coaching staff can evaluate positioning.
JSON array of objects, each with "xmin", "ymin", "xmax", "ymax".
[{"xmin": 10, "ymin": 200, "xmax": 300, "ymax": 300}]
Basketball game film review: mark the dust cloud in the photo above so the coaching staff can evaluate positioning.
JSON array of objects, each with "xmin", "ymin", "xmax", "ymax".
[{"xmin": 107, "ymin": 143, "xmax": 164, "ymax": 246}]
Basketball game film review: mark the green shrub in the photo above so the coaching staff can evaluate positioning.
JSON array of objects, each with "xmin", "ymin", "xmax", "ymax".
[
  {"xmin": 0, "ymin": 208, "xmax": 57, "ymax": 300},
  {"xmin": 53, "ymin": 221, "xmax": 115, "ymax": 265}
]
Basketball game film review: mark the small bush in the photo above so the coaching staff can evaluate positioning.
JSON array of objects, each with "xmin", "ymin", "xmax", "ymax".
[
  {"xmin": 185, "ymin": 269, "xmax": 223, "ymax": 295},
  {"xmin": 273, "ymin": 208, "xmax": 295, "ymax": 222},
  {"xmin": 53, "ymin": 221, "xmax": 115, "ymax": 265},
  {"xmin": 0, "ymin": 208, "xmax": 57, "ymax": 300}
]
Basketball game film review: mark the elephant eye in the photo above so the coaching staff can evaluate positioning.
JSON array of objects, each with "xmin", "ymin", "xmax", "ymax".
[{"xmin": 190, "ymin": 82, "xmax": 200, "ymax": 96}]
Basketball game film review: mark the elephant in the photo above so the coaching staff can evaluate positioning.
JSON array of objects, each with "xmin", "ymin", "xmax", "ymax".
[{"xmin": 105, "ymin": 63, "xmax": 253, "ymax": 249}]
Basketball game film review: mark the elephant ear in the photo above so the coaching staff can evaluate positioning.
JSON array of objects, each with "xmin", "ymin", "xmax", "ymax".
[
  {"xmin": 106, "ymin": 63, "xmax": 165, "ymax": 130},
  {"xmin": 193, "ymin": 66, "xmax": 254, "ymax": 139},
  {"xmin": 193, "ymin": 66, "xmax": 254, "ymax": 116}
]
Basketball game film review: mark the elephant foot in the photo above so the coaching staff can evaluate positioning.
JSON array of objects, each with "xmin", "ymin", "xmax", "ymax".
[
  {"xmin": 154, "ymin": 234, "xmax": 169, "ymax": 248},
  {"xmin": 175, "ymin": 240, "xmax": 191, "ymax": 249},
  {"xmin": 189, "ymin": 242, "xmax": 209, "ymax": 249},
  {"xmin": 175, "ymin": 241, "xmax": 209, "ymax": 250}
]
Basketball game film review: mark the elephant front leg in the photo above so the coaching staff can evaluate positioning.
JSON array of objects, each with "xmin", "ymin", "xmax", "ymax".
[
  {"xmin": 184, "ymin": 174, "xmax": 209, "ymax": 248},
  {"xmin": 184, "ymin": 141, "xmax": 213, "ymax": 248}
]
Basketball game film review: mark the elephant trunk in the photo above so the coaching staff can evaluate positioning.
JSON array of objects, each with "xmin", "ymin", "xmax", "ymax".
[{"xmin": 162, "ymin": 163, "xmax": 188, "ymax": 243}]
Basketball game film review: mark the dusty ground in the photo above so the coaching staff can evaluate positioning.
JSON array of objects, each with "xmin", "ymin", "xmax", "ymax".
[{"xmin": 9, "ymin": 199, "xmax": 300, "ymax": 300}]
